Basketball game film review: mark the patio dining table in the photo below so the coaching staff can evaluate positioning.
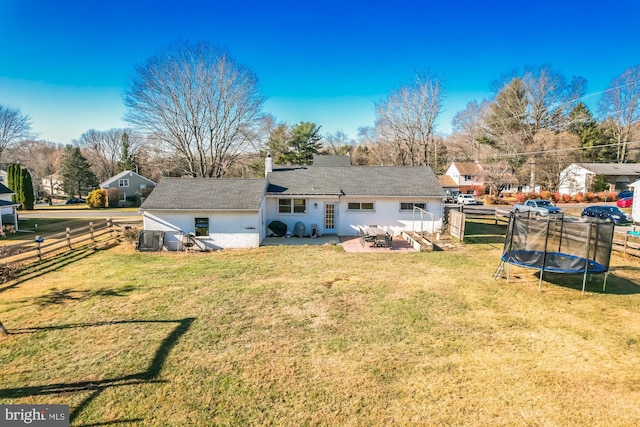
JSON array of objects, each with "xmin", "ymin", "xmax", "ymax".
[{"xmin": 366, "ymin": 227, "xmax": 392, "ymax": 247}]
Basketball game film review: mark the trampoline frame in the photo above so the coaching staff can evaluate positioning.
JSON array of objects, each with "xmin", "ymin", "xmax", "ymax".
[{"xmin": 495, "ymin": 214, "xmax": 614, "ymax": 294}]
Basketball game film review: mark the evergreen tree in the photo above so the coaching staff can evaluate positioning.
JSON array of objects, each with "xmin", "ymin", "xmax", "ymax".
[
  {"xmin": 281, "ymin": 122, "xmax": 323, "ymax": 165},
  {"xmin": 60, "ymin": 145, "xmax": 98, "ymax": 197},
  {"xmin": 117, "ymin": 132, "xmax": 137, "ymax": 173},
  {"xmin": 567, "ymin": 103, "xmax": 613, "ymax": 161},
  {"xmin": 20, "ymin": 168, "xmax": 34, "ymax": 210},
  {"xmin": 15, "ymin": 165, "xmax": 23, "ymax": 208},
  {"xmin": 6, "ymin": 163, "xmax": 15, "ymax": 203}
]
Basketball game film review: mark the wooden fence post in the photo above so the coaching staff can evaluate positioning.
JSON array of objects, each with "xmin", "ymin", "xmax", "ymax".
[
  {"xmin": 35, "ymin": 235, "xmax": 42, "ymax": 261},
  {"xmin": 624, "ymin": 231, "xmax": 629, "ymax": 256},
  {"xmin": 66, "ymin": 227, "xmax": 71, "ymax": 249},
  {"xmin": 90, "ymin": 222, "xmax": 94, "ymax": 243}
]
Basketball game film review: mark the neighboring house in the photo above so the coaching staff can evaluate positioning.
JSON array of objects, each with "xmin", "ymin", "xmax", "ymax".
[
  {"xmin": 558, "ymin": 163, "xmax": 640, "ymax": 195},
  {"xmin": 446, "ymin": 162, "xmax": 484, "ymax": 195},
  {"xmin": 437, "ymin": 175, "xmax": 458, "ymax": 196},
  {"xmin": 100, "ymin": 170, "xmax": 156, "ymax": 205},
  {"xmin": 140, "ymin": 162, "xmax": 445, "ymax": 250},
  {"xmin": 445, "ymin": 162, "xmax": 536, "ymax": 196},
  {"xmin": 0, "ymin": 169, "xmax": 7, "ymax": 185},
  {"xmin": 630, "ymin": 180, "xmax": 640, "ymax": 224},
  {"xmin": 0, "ymin": 183, "xmax": 19, "ymax": 228},
  {"xmin": 42, "ymin": 173, "xmax": 65, "ymax": 197}
]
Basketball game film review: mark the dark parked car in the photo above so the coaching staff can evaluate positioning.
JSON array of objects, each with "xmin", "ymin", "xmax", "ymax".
[
  {"xmin": 66, "ymin": 197, "xmax": 86, "ymax": 204},
  {"xmin": 617, "ymin": 190, "xmax": 634, "ymax": 199},
  {"xmin": 581, "ymin": 205, "xmax": 630, "ymax": 224}
]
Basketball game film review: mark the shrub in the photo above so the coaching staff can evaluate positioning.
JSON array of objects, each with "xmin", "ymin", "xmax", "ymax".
[
  {"xmin": 107, "ymin": 188, "xmax": 123, "ymax": 208},
  {"xmin": 515, "ymin": 192, "xmax": 526, "ymax": 203},
  {"xmin": 539, "ymin": 190, "xmax": 551, "ymax": 200},
  {"xmin": 562, "ymin": 194, "xmax": 571, "ymax": 203},
  {"xmin": 585, "ymin": 192, "xmax": 596, "ymax": 202},
  {"xmin": 551, "ymin": 192, "xmax": 561, "ymax": 203},
  {"xmin": 86, "ymin": 189, "xmax": 107, "ymax": 208},
  {"xmin": 574, "ymin": 192, "xmax": 585, "ymax": 203}
]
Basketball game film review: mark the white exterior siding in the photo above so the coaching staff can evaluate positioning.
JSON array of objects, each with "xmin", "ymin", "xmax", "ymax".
[
  {"xmin": 631, "ymin": 181, "xmax": 640, "ymax": 224},
  {"xmin": 143, "ymin": 209, "xmax": 262, "ymax": 250},
  {"xmin": 265, "ymin": 196, "xmax": 443, "ymax": 237},
  {"xmin": 559, "ymin": 164, "xmax": 591, "ymax": 195},
  {"xmin": 265, "ymin": 197, "xmax": 338, "ymax": 236}
]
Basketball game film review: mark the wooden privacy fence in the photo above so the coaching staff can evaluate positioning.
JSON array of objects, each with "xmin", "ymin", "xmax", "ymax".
[{"xmin": 0, "ymin": 219, "xmax": 122, "ymax": 266}]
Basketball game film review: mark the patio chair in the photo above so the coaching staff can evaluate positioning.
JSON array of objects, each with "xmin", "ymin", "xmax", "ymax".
[{"xmin": 373, "ymin": 234, "xmax": 389, "ymax": 247}]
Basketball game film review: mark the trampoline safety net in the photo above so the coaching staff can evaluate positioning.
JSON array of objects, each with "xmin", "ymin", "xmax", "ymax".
[{"xmin": 501, "ymin": 214, "xmax": 614, "ymax": 275}]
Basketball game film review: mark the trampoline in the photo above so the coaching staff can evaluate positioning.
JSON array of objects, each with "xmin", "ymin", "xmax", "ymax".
[{"xmin": 495, "ymin": 214, "xmax": 614, "ymax": 294}]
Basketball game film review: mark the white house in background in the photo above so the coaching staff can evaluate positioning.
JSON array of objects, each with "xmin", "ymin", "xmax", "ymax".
[
  {"xmin": 559, "ymin": 163, "xmax": 640, "ymax": 195},
  {"xmin": 42, "ymin": 173, "xmax": 65, "ymax": 197},
  {"xmin": 140, "ymin": 161, "xmax": 445, "ymax": 250},
  {"xmin": 445, "ymin": 162, "xmax": 531, "ymax": 196},
  {"xmin": 0, "ymin": 170, "xmax": 7, "ymax": 185},
  {"xmin": 99, "ymin": 170, "xmax": 156, "ymax": 205},
  {"xmin": 630, "ymin": 180, "xmax": 640, "ymax": 224},
  {"xmin": 0, "ymin": 183, "xmax": 19, "ymax": 229}
]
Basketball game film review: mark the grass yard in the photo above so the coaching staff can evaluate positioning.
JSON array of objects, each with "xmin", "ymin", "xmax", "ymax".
[{"xmin": 2, "ymin": 221, "xmax": 640, "ymax": 425}]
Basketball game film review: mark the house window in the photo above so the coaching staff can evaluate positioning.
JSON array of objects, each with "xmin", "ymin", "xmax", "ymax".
[
  {"xmin": 400, "ymin": 202, "xmax": 426, "ymax": 211},
  {"xmin": 278, "ymin": 198, "xmax": 306, "ymax": 214},
  {"xmin": 119, "ymin": 179, "xmax": 129, "ymax": 187},
  {"xmin": 347, "ymin": 202, "xmax": 374, "ymax": 211},
  {"xmin": 194, "ymin": 218, "xmax": 209, "ymax": 237},
  {"xmin": 140, "ymin": 184, "xmax": 147, "ymax": 191},
  {"xmin": 464, "ymin": 175, "xmax": 471, "ymax": 181}
]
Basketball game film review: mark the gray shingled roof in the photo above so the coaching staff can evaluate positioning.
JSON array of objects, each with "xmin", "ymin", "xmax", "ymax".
[
  {"xmin": 0, "ymin": 183, "xmax": 13, "ymax": 195},
  {"xmin": 575, "ymin": 163, "xmax": 640, "ymax": 175},
  {"xmin": 312, "ymin": 155, "xmax": 351, "ymax": 166},
  {"xmin": 267, "ymin": 166, "xmax": 444, "ymax": 197},
  {"xmin": 140, "ymin": 178, "xmax": 267, "ymax": 210}
]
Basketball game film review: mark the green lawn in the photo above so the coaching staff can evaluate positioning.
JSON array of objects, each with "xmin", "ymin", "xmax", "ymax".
[{"xmin": 1, "ymin": 221, "xmax": 640, "ymax": 425}]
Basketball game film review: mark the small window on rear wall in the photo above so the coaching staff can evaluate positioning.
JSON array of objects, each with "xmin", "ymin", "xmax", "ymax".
[{"xmin": 195, "ymin": 218, "xmax": 209, "ymax": 236}]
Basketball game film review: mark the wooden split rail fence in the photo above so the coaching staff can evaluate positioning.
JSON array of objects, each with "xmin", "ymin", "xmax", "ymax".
[{"xmin": 0, "ymin": 219, "xmax": 124, "ymax": 267}]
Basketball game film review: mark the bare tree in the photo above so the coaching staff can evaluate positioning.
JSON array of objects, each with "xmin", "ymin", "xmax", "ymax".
[
  {"xmin": 374, "ymin": 72, "xmax": 446, "ymax": 166},
  {"xmin": 0, "ymin": 105, "xmax": 32, "ymax": 163},
  {"xmin": 451, "ymin": 100, "xmax": 492, "ymax": 161},
  {"xmin": 9, "ymin": 140, "xmax": 62, "ymax": 198},
  {"xmin": 74, "ymin": 128, "xmax": 142, "ymax": 182},
  {"xmin": 124, "ymin": 40, "xmax": 266, "ymax": 177},
  {"xmin": 323, "ymin": 131, "xmax": 354, "ymax": 155},
  {"xmin": 598, "ymin": 65, "xmax": 640, "ymax": 163}
]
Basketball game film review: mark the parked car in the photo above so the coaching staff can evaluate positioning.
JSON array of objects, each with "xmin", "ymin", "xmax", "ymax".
[
  {"xmin": 581, "ymin": 205, "xmax": 630, "ymax": 224},
  {"xmin": 617, "ymin": 190, "xmax": 634, "ymax": 199},
  {"xmin": 513, "ymin": 199, "xmax": 563, "ymax": 217},
  {"xmin": 66, "ymin": 197, "xmax": 86, "ymax": 204},
  {"xmin": 617, "ymin": 197, "xmax": 633, "ymax": 208},
  {"xmin": 443, "ymin": 190, "xmax": 461, "ymax": 203},
  {"xmin": 457, "ymin": 194, "xmax": 479, "ymax": 205}
]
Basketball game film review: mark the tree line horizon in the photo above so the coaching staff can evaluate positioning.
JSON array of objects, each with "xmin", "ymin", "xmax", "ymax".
[{"xmin": 1, "ymin": 39, "xmax": 639, "ymax": 198}]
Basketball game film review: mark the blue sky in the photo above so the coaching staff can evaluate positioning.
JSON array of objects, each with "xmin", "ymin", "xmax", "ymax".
[{"xmin": 1, "ymin": 0, "xmax": 639, "ymax": 145}]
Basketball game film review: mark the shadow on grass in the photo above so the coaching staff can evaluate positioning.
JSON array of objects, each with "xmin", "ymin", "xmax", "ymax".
[
  {"xmin": 0, "ymin": 242, "xmax": 119, "ymax": 295},
  {"xmin": 514, "ymin": 270, "xmax": 640, "ymax": 295},
  {"xmin": 0, "ymin": 318, "xmax": 195, "ymax": 424},
  {"xmin": 29, "ymin": 285, "xmax": 136, "ymax": 307}
]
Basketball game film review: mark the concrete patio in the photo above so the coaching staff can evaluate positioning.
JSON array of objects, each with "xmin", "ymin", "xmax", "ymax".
[{"xmin": 261, "ymin": 235, "xmax": 416, "ymax": 252}]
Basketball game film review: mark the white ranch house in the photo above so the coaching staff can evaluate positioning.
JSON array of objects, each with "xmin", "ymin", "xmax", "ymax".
[
  {"xmin": 140, "ymin": 161, "xmax": 445, "ymax": 250},
  {"xmin": 559, "ymin": 163, "xmax": 640, "ymax": 195}
]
